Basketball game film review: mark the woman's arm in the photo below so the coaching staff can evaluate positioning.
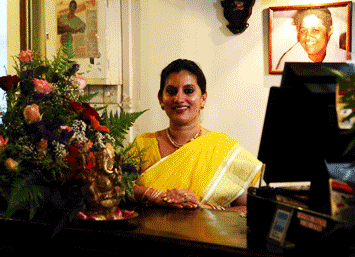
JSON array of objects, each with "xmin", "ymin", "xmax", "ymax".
[
  {"xmin": 201, "ymin": 183, "xmax": 251, "ymax": 212},
  {"xmin": 225, "ymin": 183, "xmax": 251, "ymax": 212}
]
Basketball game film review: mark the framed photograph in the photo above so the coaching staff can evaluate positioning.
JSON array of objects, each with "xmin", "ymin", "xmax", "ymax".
[
  {"xmin": 269, "ymin": 2, "xmax": 352, "ymax": 74},
  {"xmin": 56, "ymin": 0, "xmax": 99, "ymax": 58}
]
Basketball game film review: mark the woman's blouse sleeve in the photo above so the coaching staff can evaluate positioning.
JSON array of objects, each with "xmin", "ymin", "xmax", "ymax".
[{"xmin": 127, "ymin": 133, "xmax": 161, "ymax": 174}]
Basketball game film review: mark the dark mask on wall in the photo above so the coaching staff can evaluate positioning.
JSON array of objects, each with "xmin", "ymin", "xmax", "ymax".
[{"xmin": 221, "ymin": 0, "xmax": 256, "ymax": 34}]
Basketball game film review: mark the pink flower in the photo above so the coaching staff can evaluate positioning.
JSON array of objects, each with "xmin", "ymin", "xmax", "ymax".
[
  {"xmin": 5, "ymin": 158, "xmax": 18, "ymax": 171},
  {"xmin": 38, "ymin": 138, "xmax": 48, "ymax": 154},
  {"xmin": 85, "ymin": 140, "xmax": 93, "ymax": 152},
  {"xmin": 23, "ymin": 104, "xmax": 41, "ymax": 124},
  {"xmin": 33, "ymin": 78, "xmax": 53, "ymax": 95},
  {"xmin": 0, "ymin": 136, "xmax": 8, "ymax": 153},
  {"xmin": 71, "ymin": 75, "xmax": 87, "ymax": 90},
  {"xmin": 18, "ymin": 50, "xmax": 35, "ymax": 63},
  {"xmin": 60, "ymin": 126, "xmax": 73, "ymax": 131},
  {"xmin": 75, "ymin": 137, "xmax": 93, "ymax": 152}
]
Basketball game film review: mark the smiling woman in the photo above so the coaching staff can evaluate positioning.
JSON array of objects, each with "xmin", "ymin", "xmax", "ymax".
[
  {"xmin": 129, "ymin": 59, "xmax": 264, "ymax": 212},
  {"xmin": 158, "ymin": 69, "xmax": 207, "ymax": 128},
  {"xmin": 275, "ymin": 7, "xmax": 346, "ymax": 70},
  {"xmin": 293, "ymin": 8, "xmax": 333, "ymax": 63}
]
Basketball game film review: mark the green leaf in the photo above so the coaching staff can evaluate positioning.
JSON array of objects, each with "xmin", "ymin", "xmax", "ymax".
[
  {"xmin": 101, "ymin": 109, "xmax": 148, "ymax": 148},
  {"xmin": 120, "ymin": 138, "xmax": 152, "ymax": 167},
  {"xmin": 78, "ymin": 92, "xmax": 99, "ymax": 103},
  {"xmin": 5, "ymin": 174, "xmax": 44, "ymax": 220},
  {"xmin": 343, "ymin": 138, "xmax": 355, "ymax": 156},
  {"xmin": 322, "ymin": 66, "xmax": 348, "ymax": 79},
  {"xmin": 61, "ymin": 35, "xmax": 75, "ymax": 60}
]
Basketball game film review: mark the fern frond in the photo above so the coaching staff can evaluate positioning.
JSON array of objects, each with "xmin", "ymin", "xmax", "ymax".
[
  {"xmin": 120, "ymin": 138, "xmax": 152, "ymax": 167},
  {"xmin": 102, "ymin": 109, "xmax": 148, "ymax": 148},
  {"xmin": 5, "ymin": 174, "xmax": 44, "ymax": 220},
  {"xmin": 78, "ymin": 92, "xmax": 99, "ymax": 104},
  {"xmin": 61, "ymin": 35, "xmax": 75, "ymax": 60},
  {"xmin": 121, "ymin": 172, "xmax": 137, "ymax": 197}
]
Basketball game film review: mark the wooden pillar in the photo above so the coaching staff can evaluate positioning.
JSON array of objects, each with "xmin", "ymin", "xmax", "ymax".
[{"xmin": 19, "ymin": 0, "xmax": 26, "ymax": 51}]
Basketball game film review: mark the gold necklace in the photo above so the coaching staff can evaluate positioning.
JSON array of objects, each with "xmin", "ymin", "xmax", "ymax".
[{"xmin": 166, "ymin": 127, "xmax": 202, "ymax": 148}]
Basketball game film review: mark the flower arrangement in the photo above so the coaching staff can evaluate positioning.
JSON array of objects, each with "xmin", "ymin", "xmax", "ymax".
[
  {"xmin": 324, "ymin": 66, "xmax": 355, "ymax": 163},
  {"xmin": 0, "ymin": 40, "xmax": 146, "ymax": 226}
]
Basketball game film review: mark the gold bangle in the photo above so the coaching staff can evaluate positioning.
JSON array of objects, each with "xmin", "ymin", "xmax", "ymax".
[
  {"xmin": 217, "ymin": 206, "xmax": 226, "ymax": 211},
  {"xmin": 150, "ymin": 189, "xmax": 162, "ymax": 201},
  {"xmin": 205, "ymin": 203, "xmax": 225, "ymax": 210},
  {"xmin": 142, "ymin": 188, "xmax": 164, "ymax": 206},
  {"xmin": 142, "ymin": 187, "xmax": 153, "ymax": 201}
]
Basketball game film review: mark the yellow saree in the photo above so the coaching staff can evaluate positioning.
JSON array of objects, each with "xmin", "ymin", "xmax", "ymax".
[{"xmin": 136, "ymin": 132, "xmax": 263, "ymax": 207}]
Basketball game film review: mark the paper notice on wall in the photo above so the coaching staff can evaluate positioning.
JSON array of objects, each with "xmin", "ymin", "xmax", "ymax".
[
  {"xmin": 86, "ymin": 9, "xmax": 99, "ymax": 58},
  {"xmin": 56, "ymin": 0, "xmax": 98, "ymax": 58}
]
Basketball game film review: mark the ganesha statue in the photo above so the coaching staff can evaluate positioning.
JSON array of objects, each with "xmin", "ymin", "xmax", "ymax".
[{"xmin": 78, "ymin": 144, "xmax": 127, "ymax": 220}]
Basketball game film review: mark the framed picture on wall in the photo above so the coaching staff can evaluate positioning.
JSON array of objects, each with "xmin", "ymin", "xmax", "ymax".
[
  {"xmin": 268, "ymin": 2, "xmax": 352, "ymax": 74},
  {"xmin": 56, "ymin": 0, "xmax": 99, "ymax": 58}
]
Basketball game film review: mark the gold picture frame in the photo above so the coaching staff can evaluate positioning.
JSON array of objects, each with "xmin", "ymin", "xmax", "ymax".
[{"xmin": 268, "ymin": 1, "xmax": 352, "ymax": 74}]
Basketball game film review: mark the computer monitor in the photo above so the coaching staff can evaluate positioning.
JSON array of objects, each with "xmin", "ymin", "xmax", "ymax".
[{"xmin": 258, "ymin": 62, "xmax": 355, "ymax": 214}]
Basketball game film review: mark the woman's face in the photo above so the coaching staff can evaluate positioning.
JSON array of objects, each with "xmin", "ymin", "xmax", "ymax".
[
  {"xmin": 158, "ymin": 70, "xmax": 207, "ymax": 126},
  {"xmin": 298, "ymin": 14, "xmax": 332, "ymax": 60},
  {"xmin": 69, "ymin": 3, "xmax": 77, "ymax": 15}
]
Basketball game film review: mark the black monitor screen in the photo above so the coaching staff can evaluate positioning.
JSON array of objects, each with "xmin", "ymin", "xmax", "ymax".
[{"xmin": 258, "ymin": 62, "xmax": 355, "ymax": 214}]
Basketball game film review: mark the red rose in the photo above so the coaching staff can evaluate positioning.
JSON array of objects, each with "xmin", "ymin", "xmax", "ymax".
[
  {"xmin": 69, "ymin": 101, "xmax": 83, "ymax": 112},
  {"xmin": 82, "ymin": 103, "xmax": 99, "ymax": 120},
  {"xmin": 81, "ymin": 103, "xmax": 109, "ymax": 133},
  {"xmin": 0, "ymin": 136, "xmax": 8, "ymax": 153},
  {"xmin": 0, "ymin": 75, "xmax": 21, "ymax": 91},
  {"xmin": 89, "ymin": 116, "xmax": 109, "ymax": 133},
  {"xmin": 86, "ymin": 152, "xmax": 96, "ymax": 170},
  {"xmin": 65, "ymin": 145, "xmax": 81, "ymax": 168}
]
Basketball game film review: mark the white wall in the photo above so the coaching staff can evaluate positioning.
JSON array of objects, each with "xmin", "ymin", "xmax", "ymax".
[
  {"xmin": 129, "ymin": 0, "xmax": 269, "ymax": 156},
  {"xmin": 128, "ymin": 0, "xmax": 355, "ymax": 156},
  {"xmin": 5, "ymin": 0, "xmax": 353, "ymax": 156},
  {"xmin": 0, "ymin": 0, "xmax": 7, "ymax": 115}
]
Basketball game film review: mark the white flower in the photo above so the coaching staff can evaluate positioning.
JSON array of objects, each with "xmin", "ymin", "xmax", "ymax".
[
  {"xmin": 94, "ymin": 131, "xmax": 106, "ymax": 149},
  {"xmin": 52, "ymin": 141, "xmax": 66, "ymax": 159},
  {"xmin": 119, "ymin": 94, "xmax": 132, "ymax": 111}
]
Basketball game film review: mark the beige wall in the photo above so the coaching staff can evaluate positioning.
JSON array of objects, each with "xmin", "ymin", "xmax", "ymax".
[
  {"xmin": 7, "ymin": 0, "xmax": 20, "ymax": 76},
  {"xmin": 129, "ymin": 0, "xmax": 266, "ymax": 156},
  {"xmin": 7, "ymin": 0, "xmax": 123, "ymax": 116},
  {"xmin": 7, "ymin": 0, "xmax": 354, "ymax": 156},
  {"xmin": 128, "ymin": 0, "xmax": 354, "ymax": 156}
]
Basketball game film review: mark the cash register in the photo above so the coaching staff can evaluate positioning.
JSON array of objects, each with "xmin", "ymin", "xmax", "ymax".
[{"xmin": 247, "ymin": 62, "xmax": 355, "ymax": 255}]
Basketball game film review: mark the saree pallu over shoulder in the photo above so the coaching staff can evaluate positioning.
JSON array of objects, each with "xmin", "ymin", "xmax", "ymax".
[{"xmin": 138, "ymin": 132, "xmax": 263, "ymax": 207}]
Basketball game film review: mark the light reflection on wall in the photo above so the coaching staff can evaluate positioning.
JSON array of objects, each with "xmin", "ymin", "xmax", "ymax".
[
  {"xmin": 262, "ymin": 0, "xmax": 345, "ymax": 5},
  {"xmin": 0, "ymin": 1, "xmax": 7, "ymax": 122}
]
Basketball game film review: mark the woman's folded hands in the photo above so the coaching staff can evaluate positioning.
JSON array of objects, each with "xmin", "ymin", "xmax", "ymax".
[{"xmin": 144, "ymin": 187, "xmax": 201, "ymax": 209}]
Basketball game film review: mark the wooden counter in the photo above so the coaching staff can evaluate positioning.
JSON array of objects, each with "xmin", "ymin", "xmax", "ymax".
[{"xmin": 0, "ymin": 207, "xmax": 278, "ymax": 256}]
